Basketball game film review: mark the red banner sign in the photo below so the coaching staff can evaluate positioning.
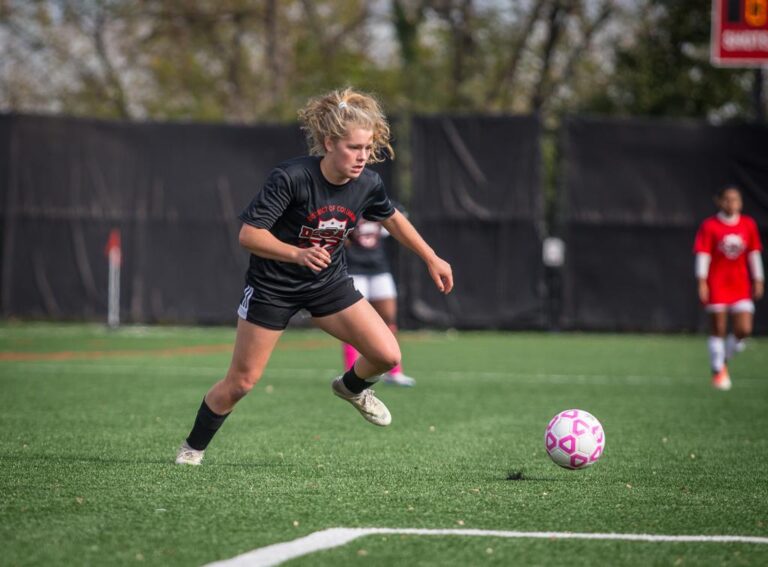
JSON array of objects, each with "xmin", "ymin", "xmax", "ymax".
[{"xmin": 711, "ymin": 0, "xmax": 768, "ymax": 66}]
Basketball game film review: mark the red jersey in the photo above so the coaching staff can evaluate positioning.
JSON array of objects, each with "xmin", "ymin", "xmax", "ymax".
[{"xmin": 693, "ymin": 214, "xmax": 762, "ymax": 304}]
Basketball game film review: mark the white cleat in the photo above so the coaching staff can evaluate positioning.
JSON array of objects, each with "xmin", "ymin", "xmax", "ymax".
[
  {"xmin": 382, "ymin": 371, "xmax": 416, "ymax": 387},
  {"xmin": 332, "ymin": 377, "xmax": 392, "ymax": 426},
  {"xmin": 175, "ymin": 441, "xmax": 205, "ymax": 465}
]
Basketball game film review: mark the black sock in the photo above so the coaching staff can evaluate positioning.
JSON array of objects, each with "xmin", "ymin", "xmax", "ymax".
[
  {"xmin": 185, "ymin": 399, "xmax": 230, "ymax": 451},
  {"xmin": 341, "ymin": 366, "xmax": 376, "ymax": 394}
]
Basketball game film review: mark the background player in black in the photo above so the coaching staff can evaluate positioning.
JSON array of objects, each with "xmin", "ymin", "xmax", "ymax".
[
  {"xmin": 342, "ymin": 218, "xmax": 416, "ymax": 386},
  {"xmin": 176, "ymin": 87, "xmax": 453, "ymax": 465}
]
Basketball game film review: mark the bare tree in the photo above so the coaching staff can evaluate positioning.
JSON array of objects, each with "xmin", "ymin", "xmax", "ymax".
[
  {"xmin": 0, "ymin": 1, "xmax": 136, "ymax": 117},
  {"xmin": 484, "ymin": 0, "xmax": 547, "ymax": 109},
  {"xmin": 542, "ymin": 0, "xmax": 616, "ymax": 112},
  {"xmin": 300, "ymin": 0, "xmax": 370, "ymax": 61},
  {"xmin": 263, "ymin": 0, "xmax": 283, "ymax": 110},
  {"xmin": 92, "ymin": 6, "xmax": 131, "ymax": 119},
  {"xmin": 530, "ymin": 0, "xmax": 575, "ymax": 112},
  {"xmin": 431, "ymin": 0, "xmax": 476, "ymax": 109},
  {"xmin": 391, "ymin": 0, "xmax": 429, "ymax": 107}
]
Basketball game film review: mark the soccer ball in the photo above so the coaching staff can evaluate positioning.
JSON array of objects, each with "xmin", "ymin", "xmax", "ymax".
[{"xmin": 544, "ymin": 409, "xmax": 605, "ymax": 469}]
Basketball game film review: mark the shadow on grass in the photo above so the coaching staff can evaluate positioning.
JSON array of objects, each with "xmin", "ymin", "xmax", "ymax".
[{"xmin": 503, "ymin": 470, "xmax": 565, "ymax": 482}]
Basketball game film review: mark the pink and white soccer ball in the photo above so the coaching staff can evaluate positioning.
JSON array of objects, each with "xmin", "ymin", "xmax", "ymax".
[{"xmin": 544, "ymin": 409, "xmax": 605, "ymax": 469}]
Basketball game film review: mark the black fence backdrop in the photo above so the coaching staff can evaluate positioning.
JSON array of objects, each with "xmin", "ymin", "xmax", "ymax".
[
  {"xmin": 404, "ymin": 115, "xmax": 545, "ymax": 329},
  {"xmin": 561, "ymin": 116, "xmax": 768, "ymax": 332},
  {"xmin": 3, "ymin": 113, "xmax": 767, "ymax": 332},
  {"xmin": 0, "ymin": 114, "xmax": 310, "ymax": 323}
]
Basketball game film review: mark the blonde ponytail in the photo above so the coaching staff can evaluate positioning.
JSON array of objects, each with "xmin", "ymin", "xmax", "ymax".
[{"xmin": 298, "ymin": 87, "xmax": 394, "ymax": 163}]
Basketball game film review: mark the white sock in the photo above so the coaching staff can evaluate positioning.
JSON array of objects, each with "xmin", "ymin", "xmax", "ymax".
[
  {"xmin": 708, "ymin": 336, "xmax": 725, "ymax": 372},
  {"xmin": 725, "ymin": 334, "xmax": 741, "ymax": 360}
]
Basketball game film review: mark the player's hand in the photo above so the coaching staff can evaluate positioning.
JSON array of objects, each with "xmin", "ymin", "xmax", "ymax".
[
  {"xmin": 697, "ymin": 280, "xmax": 709, "ymax": 304},
  {"xmin": 754, "ymin": 280, "xmax": 764, "ymax": 301},
  {"xmin": 427, "ymin": 256, "xmax": 453, "ymax": 294},
  {"xmin": 296, "ymin": 246, "xmax": 331, "ymax": 272}
]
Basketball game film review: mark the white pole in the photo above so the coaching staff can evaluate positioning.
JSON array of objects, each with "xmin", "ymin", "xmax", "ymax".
[
  {"xmin": 106, "ymin": 229, "xmax": 121, "ymax": 329},
  {"xmin": 108, "ymin": 251, "xmax": 120, "ymax": 328}
]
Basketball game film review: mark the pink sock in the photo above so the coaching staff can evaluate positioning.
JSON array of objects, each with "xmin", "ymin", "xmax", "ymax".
[
  {"xmin": 343, "ymin": 343, "xmax": 359, "ymax": 371},
  {"xmin": 387, "ymin": 323, "xmax": 403, "ymax": 374}
]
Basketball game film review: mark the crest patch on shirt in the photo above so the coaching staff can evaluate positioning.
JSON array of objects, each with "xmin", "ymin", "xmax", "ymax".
[
  {"xmin": 299, "ymin": 215, "xmax": 355, "ymax": 251},
  {"xmin": 719, "ymin": 233, "xmax": 745, "ymax": 259}
]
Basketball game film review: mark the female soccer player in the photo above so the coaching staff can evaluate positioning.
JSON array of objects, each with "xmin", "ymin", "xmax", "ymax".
[
  {"xmin": 342, "ymin": 217, "xmax": 415, "ymax": 387},
  {"xmin": 693, "ymin": 184, "xmax": 763, "ymax": 390},
  {"xmin": 175, "ymin": 88, "xmax": 453, "ymax": 465}
]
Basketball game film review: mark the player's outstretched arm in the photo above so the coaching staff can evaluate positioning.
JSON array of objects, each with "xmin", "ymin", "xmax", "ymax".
[
  {"xmin": 381, "ymin": 210, "xmax": 453, "ymax": 294},
  {"xmin": 238, "ymin": 224, "xmax": 330, "ymax": 272}
]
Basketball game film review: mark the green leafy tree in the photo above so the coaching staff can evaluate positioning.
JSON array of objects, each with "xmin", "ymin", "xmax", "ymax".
[
  {"xmin": 0, "ymin": 0, "xmax": 761, "ymax": 122},
  {"xmin": 583, "ymin": 0, "xmax": 757, "ymax": 120}
]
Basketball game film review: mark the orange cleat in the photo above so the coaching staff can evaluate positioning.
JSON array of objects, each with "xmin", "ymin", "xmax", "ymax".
[{"xmin": 712, "ymin": 366, "xmax": 732, "ymax": 391}]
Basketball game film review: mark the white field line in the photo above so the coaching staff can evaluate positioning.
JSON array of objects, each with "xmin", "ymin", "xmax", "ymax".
[
  {"xmin": 204, "ymin": 527, "xmax": 768, "ymax": 567},
  {"xmin": 1, "ymin": 363, "xmax": 764, "ymax": 386}
]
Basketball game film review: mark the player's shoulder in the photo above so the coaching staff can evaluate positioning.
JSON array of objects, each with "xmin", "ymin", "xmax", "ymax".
[
  {"xmin": 273, "ymin": 155, "xmax": 318, "ymax": 182},
  {"xmin": 356, "ymin": 167, "xmax": 384, "ymax": 191},
  {"xmin": 699, "ymin": 215, "xmax": 720, "ymax": 230},
  {"xmin": 740, "ymin": 214, "xmax": 759, "ymax": 228}
]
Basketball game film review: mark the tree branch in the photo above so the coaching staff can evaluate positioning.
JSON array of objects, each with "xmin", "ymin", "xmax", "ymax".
[
  {"xmin": 92, "ymin": 9, "xmax": 131, "ymax": 119},
  {"xmin": 484, "ymin": 0, "xmax": 547, "ymax": 108},
  {"xmin": 530, "ymin": 0, "xmax": 574, "ymax": 112},
  {"xmin": 544, "ymin": 0, "xmax": 615, "ymax": 107}
]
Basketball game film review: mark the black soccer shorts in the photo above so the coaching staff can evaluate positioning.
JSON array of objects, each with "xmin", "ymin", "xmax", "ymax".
[{"xmin": 237, "ymin": 277, "xmax": 363, "ymax": 330}]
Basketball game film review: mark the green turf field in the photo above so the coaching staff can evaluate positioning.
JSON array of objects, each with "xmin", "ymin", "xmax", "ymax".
[{"xmin": 1, "ymin": 323, "xmax": 767, "ymax": 566}]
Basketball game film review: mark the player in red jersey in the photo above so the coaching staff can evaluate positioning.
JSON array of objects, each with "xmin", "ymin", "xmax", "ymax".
[{"xmin": 693, "ymin": 185, "xmax": 764, "ymax": 390}]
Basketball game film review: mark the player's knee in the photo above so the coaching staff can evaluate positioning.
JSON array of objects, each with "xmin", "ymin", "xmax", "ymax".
[
  {"xmin": 735, "ymin": 326, "xmax": 752, "ymax": 339},
  {"xmin": 226, "ymin": 369, "xmax": 261, "ymax": 401},
  {"xmin": 734, "ymin": 318, "xmax": 753, "ymax": 339},
  {"xmin": 375, "ymin": 345, "xmax": 401, "ymax": 371}
]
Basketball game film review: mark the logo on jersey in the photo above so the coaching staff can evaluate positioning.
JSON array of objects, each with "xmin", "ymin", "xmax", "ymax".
[
  {"xmin": 299, "ymin": 217, "xmax": 354, "ymax": 251},
  {"xmin": 719, "ymin": 233, "xmax": 745, "ymax": 259}
]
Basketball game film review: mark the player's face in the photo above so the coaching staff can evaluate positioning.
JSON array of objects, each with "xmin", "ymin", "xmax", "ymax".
[
  {"xmin": 719, "ymin": 188, "xmax": 742, "ymax": 216},
  {"xmin": 323, "ymin": 127, "xmax": 374, "ymax": 183}
]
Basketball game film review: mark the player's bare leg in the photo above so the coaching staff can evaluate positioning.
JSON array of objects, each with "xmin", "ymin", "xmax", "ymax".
[
  {"xmin": 708, "ymin": 311, "xmax": 731, "ymax": 391},
  {"xmin": 314, "ymin": 299, "xmax": 400, "ymax": 425},
  {"xmin": 371, "ymin": 297, "xmax": 415, "ymax": 387},
  {"xmin": 176, "ymin": 319, "xmax": 282, "ymax": 464},
  {"xmin": 725, "ymin": 310, "xmax": 753, "ymax": 363},
  {"xmin": 206, "ymin": 319, "xmax": 283, "ymax": 414},
  {"xmin": 731, "ymin": 311, "xmax": 753, "ymax": 342}
]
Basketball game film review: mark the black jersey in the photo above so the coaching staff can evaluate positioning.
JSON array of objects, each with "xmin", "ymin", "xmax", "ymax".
[
  {"xmin": 345, "ymin": 219, "xmax": 391, "ymax": 276},
  {"xmin": 239, "ymin": 156, "xmax": 395, "ymax": 299}
]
